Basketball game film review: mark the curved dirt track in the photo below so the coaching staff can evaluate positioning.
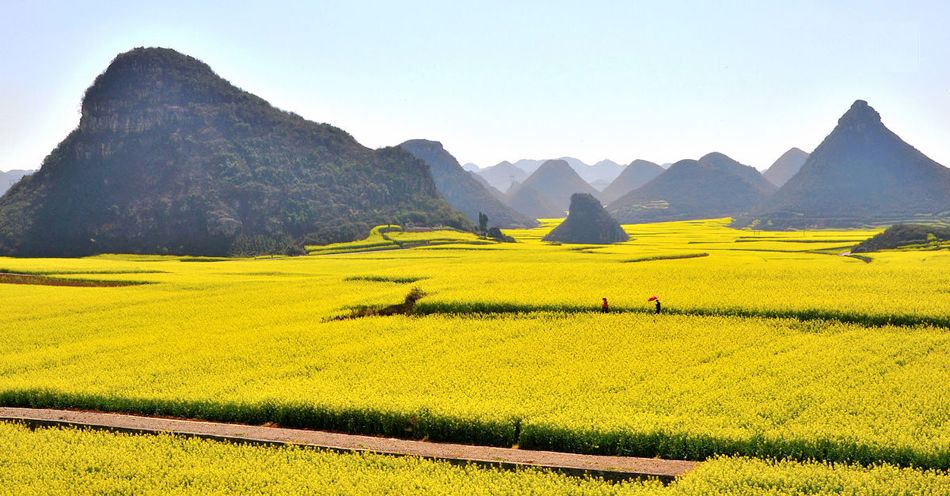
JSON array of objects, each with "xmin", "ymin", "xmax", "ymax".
[{"xmin": 0, "ymin": 407, "xmax": 697, "ymax": 481}]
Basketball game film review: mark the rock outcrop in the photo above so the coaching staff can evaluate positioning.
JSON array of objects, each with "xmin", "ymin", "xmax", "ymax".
[{"xmin": 543, "ymin": 193, "xmax": 629, "ymax": 244}]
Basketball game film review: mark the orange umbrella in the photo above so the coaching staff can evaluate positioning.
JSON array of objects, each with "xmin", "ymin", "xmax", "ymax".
[{"xmin": 647, "ymin": 295, "xmax": 658, "ymax": 302}]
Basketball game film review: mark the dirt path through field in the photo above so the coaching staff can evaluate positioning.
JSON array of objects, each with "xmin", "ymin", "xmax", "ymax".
[{"xmin": 0, "ymin": 407, "xmax": 697, "ymax": 481}]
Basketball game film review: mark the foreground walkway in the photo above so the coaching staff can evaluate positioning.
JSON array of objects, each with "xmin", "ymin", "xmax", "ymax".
[{"xmin": 0, "ymin": 407, "xmax": 697, "ymax": 480}]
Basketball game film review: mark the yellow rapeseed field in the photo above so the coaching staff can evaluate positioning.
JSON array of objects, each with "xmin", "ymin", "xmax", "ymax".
[
  {"xmin": 1, "ymin": 219, "xmax": 948, "ymax": 478},
  {"xmin": 1, "ymin": 423, "xmax": 948, "ymax": 495}
]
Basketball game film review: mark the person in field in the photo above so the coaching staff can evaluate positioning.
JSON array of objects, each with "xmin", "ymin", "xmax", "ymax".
[
  {"xmin": 648, "ymin": 295, "xmax": 661, "ymax": 314},
  {"xmin": 601, "ymin": 297, "xmax": 609, "ymax": 313}
]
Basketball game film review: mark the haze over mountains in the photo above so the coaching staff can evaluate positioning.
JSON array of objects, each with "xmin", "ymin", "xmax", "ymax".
[
  {"xmin": 506, "ymin": 159, "xmax": 599, "ymax": 218},
  {"xmin": 398, "ymin": 139, "xmax": 537, "ymax": 228},
  {"xmin": 600, "ymin": 160, "xmax": 665, "ymax": 204},
  {"xmin": 763, "ymin": 148, "xmax": 809, "ymax": 187},
  {"xmin": 0, "ymin": 48, "xmax": 467, "ymax": 257},
  {"xmin": 476, "ymin": 161, "xmax": 528, "ymax": 192},
  {"xmin": 607, "ymin": 153, "xmax": 776, "ymax": 224},
  {"xmin": 0, "ymin": 170, "xmax": 34, "ymax": 196},
  {"xmin": 471, "ymin": 157, "xmax": 625, "ymax": 192}
]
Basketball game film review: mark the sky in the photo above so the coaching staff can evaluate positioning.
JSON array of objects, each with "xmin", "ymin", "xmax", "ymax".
[{"xmin": 2, "ymin": 0, "xmax": 949, "ymax": 172}]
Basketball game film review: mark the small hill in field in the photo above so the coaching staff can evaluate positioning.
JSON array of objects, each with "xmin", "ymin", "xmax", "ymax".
[
  {"xmin": 607, "ymin": 153, "xmax": 775, "ymax": 223},
  {"xmin": 0, "ymin": 170, "xmax": 34, "ymax": 196},
  {"xmin": 476, "ymin": 161, "xmax": 527, "ymax": 192},
  {"xmin": 506, "ymin": 159, "xmax": 599, "ymax": 218},
  {"xmin": 399, "ymin": 140, "xmax": 538, "ymax": 228},
  {"xmin": 763, "ymin": 147, "xmax": 809, "ymax": 187},
  {"xmin": 543, "ymin": 193, "xmax": 629, "ymax": 244},
  {"xmin": 742, "ymin": 100, "xmax": 950, "ymax": 229},
  {"xmin": 0, "ymin": 48, "xmax": 467, "ymax": 257},
  {"xmin": 600, "ymin": 159, "xmax": 665, "ymax": 204},
  {"xmin": 853, "ymin": 224, "xmax": 950, "ymax": 252}
]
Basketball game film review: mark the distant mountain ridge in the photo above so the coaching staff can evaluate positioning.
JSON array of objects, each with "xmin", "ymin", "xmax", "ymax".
[
  {"xmin": 0, "ymin": 47, "xmax": 467, "ymax": 257},
  {"xmin": 476, "ymin": 156, "xmax": 624, "ymax": 190},
  {"xmin": 741, "ymin": 100, "xmax": 950, "ymax": 229},
  {"xmin": 600, "ymin": 160, "xmax": 665, "ymax": 204},
  {"xmin": 0, "ymin": 169, "xmax": 33, "ymax": 196},
  {"xmin": 608, "ymin": 153, "xmax": 775, "ymax": 223},
  {"xmin": 476, "ymin": 161, "xmax": 527, "ymax": 192},
  {"xmin": 506, "ymin": 159, "xmax": 599, "ymax": 218},
  {"xmin": 763, "ymin": 147, "xmax": 809, "ymax": 187},
  {"xmin": 398, "ymin": 140, "xmax": 537, "ymax": 228}
]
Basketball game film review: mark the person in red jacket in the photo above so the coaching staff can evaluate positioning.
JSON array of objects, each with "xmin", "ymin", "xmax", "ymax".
[{"xmin": 601, "ymin": 297, "xmax": 609, "ymax": 313}]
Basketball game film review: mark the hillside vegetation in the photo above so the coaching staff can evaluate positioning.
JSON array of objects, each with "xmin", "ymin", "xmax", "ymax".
[
  {"xmin": 854, "ymin": 223, "xmax": 950, "ymax": 252},
  {"xmin": 0, "ymin": 48, "xmax": 466, "ymax": 257}
]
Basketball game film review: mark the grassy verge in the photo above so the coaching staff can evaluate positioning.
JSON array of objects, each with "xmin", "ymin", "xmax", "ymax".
[{"xmin": 413, "ymin": 301, "xmax": 950, "ymax": 329}]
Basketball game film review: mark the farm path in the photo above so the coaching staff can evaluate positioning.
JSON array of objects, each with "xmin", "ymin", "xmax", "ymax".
[{"xmin": 0, "ymin": 407, "xmax": 697, "ymax": 481}]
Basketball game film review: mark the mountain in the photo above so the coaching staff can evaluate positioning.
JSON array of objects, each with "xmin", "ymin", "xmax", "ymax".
[
  {"xmin": 590, "ymin": 179, "xmax": 611, "ymax": 191},
  {"xmin": 504, "ymin": 182, "xmax": 562, "ymax": 220},
  {"xmin": 600, "ymin": 159, "xmax": 665, "ymax": 204},
  {"xmin": 0, "ymin": 47, "xmax": 467, "ymax": 257},
  {"xmin": 607, "ymin": 153, "xmax": 776, "ymax": 223},
  {"xmin": 742, "ymin": 100, "xmax": 950, "ymax": 229},
  {"xmin": 698, "ymin": 152, "xmax": 777, "ymax": 194},
  {"xmin": 476, "ymin": 161, "xmax": 527, "ymax": 192},
  {"xmin": 468, "ymin": 171, "xmax": 508, "ymax": 202},
  {"xmin": 583, "ymin": 159, "xmax": 626, "ymax": 184},
  {"xmin": 399, "ymin": 140, "xmax": 537, "ymax": 228},
  {"xmin": 517, "ymin": 157, "xmax": 625, "ymax": 184},
  {"xmin": 461, "ymin": 163, "xmax": 480, "ymax": 172},
  {"xmin": 511, "ymin": 159, "xmax": 547, "ymax": 174},
  {"xmin": 543, "ymin": 193, "xmax": 629, "ymax": 244},
  {"xmin": 763, "ymin": 147, "xmax": 809, "ymax": 187},
  {"xmin": 506, "ymin": 159, "xmax": 599, "ymax": 218},
  {"xmin": 0, "ymin": 169, "xmax": 33, "ymax": 196}
]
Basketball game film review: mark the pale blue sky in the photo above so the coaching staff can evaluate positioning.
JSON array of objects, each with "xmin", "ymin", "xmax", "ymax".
[{"xmin": 2, "ymin": 0, "xmax": 949, "ymax": 172}]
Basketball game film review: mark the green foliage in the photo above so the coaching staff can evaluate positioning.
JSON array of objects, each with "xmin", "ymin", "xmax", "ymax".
[
  {"xmin": 0, "ymin": 48, "xmax": 468, "ymax": 257},
  {"xmin": 854, "ymin": 224, "xmax": 950, "ymax": 252}
]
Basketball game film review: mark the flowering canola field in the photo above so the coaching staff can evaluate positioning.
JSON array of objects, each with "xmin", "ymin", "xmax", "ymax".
[
  {"xmin": 1, "ymin": 423, "xmax": 948, "ymax": 495},
  {"xmin": 1, "ymin": 219, "xmax": 948, "ymax": 489}
]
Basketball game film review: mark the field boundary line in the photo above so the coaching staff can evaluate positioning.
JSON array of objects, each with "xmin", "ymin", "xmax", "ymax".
[
  {"xmin": 411, "ymin": 302, "xmax": 949, "ymax": 329},
  {"xmin": 0, "ymin": 407, "xmax": 697, "ymax": 481}
]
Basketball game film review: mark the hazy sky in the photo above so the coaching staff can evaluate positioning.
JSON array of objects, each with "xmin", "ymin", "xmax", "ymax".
[{"xmin": 2, "ymin": 1, "xmax": 949, "ymax": 172}]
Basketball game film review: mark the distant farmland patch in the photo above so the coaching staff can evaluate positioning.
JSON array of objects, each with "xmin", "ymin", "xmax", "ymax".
[{"xmin": 0, "ymin": 273, "xmax": 148, "ymax": 288}]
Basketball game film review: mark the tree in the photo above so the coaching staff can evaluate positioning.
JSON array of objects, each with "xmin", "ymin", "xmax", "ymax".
[{"xmin": 478, "ymin": 212, "xmax": 488, "ymax": 235}]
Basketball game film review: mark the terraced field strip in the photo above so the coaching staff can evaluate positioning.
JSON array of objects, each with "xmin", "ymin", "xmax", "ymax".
[{"xmin": 0, "ymin": 407, "xmax": 698, "ymax": 481}]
